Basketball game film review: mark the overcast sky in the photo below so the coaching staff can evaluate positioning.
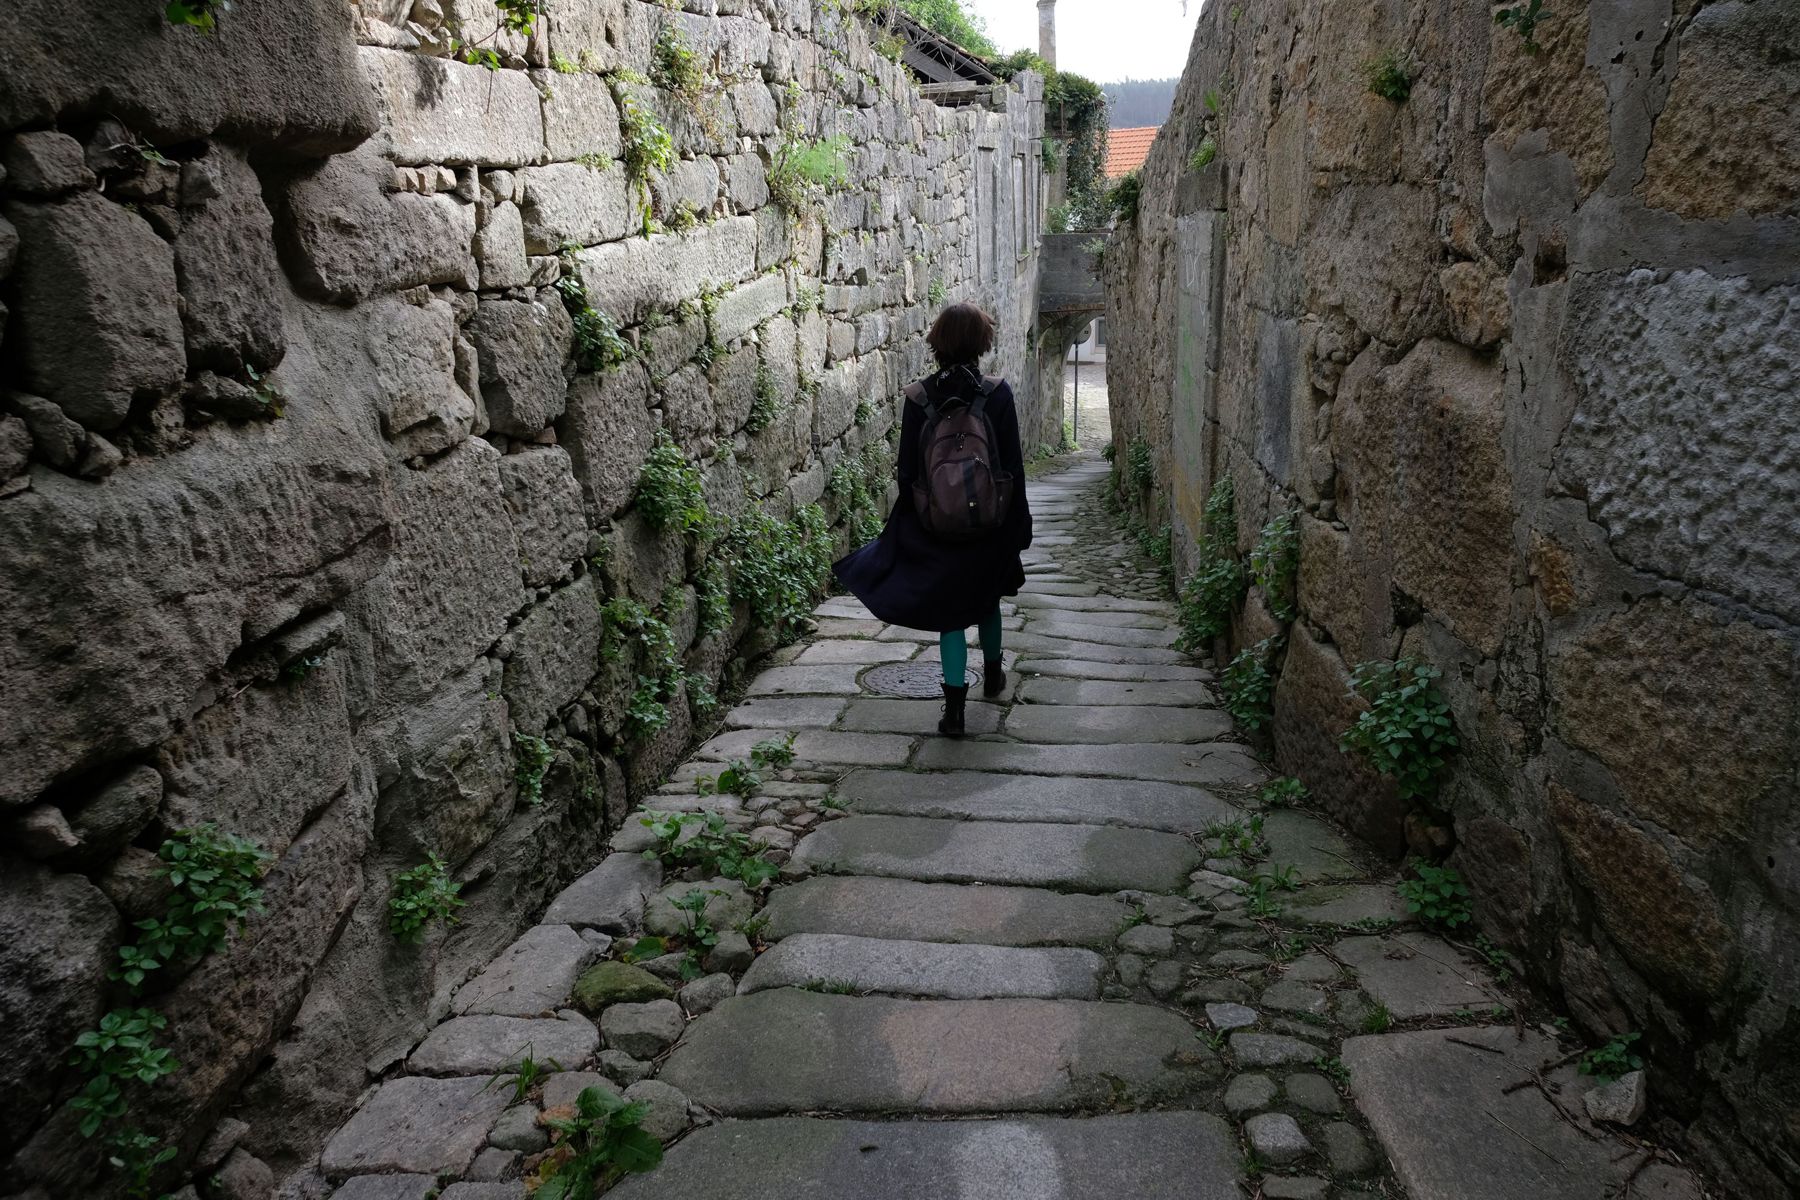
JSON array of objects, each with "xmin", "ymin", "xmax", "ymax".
[{"xmin": 962, "ymin": 0, "xmax": 1204, "ymax": 83}]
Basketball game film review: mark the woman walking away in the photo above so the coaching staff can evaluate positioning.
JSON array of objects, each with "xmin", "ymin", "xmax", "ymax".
[{"xmin": 833, "ymin": 303, "xmax": 1033, "ymax": 736}]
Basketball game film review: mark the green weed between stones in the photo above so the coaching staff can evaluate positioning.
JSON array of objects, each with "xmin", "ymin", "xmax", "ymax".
[
  {"xmin": 1361, "ymin": 1001, "xmax": 1394, "ymax": 1034},
  {"xmin": 68, "ymin": 1008, "xmax": 177, "ymax": 1139},
  {"xmin": 617, "ymin": 83, "xmax": 675, "ymax": 230},
  {"xmin": 1126, "ymin": 437, "xmax": 1154, "ymax": 490},
  {"xmin": 770, "ymin": 129, "xmax": 852, "ymax": 214},
  {"xmin": 164, "ymin": 0, "xmax": 227, "ymax": 31},
  {"xmin": 1316, "ymin": 1055, "xmax": 1351, "ymax": 1086},
  {"xmin": 1579, "ymin": 1032, "xmax": 1644, "ymax": 1083},
  {"xmin": 1365, "ymin": 48, "xmax": 1413, "ymax": 101},
  {"xmin": 1220, "ymin": 636, "xmax": 1281, "ymax": 731},
  {"xmin": 1339, "ymin": 657, "xmax": 1459, "ymax": 804},
  {"xmin": 389, "ymin": 852, "xmax": 465, "ymax": 943},
  {"xmin": 1396, "ymin": 861, "xmax": 1471, "ymax": 929},
  {"xmin": 1106, "ymin": 169, "xmax": 1142, "ymax": 223},
  {"xmin": 489, "ymin": 1041, "xmax": 562, "ymax": 1104},
  {"xmin": 1258, "ymin": 776, "xmax": 1308, "ymax": 807},
  {"xmin": 1188, "ymin": 136, "xmax": 1218, "ymax": 172},
  {"xmin": 671, "ymin": 888, "xmax": 724, "ymax": 979},
  {"xmin": 532, "ymin": 1085, "xmax": 664, "ymax": 1197},
  {"xmin": 1249, "ymin": 509, "xmax": 1299, "ymax": 622},
  {"xmin": 928, "ymin": 277, "xmax": 947, "ymax": 306},
  {"xmin": 1176, "ymin": 478, "xmax": 1245, "ymax": 652},
  {"xmin": 514, "ymin": 732, "xmax": 554, "ymax": 804},
  {"xmin": 723, "ymin": 503, "xmax": 834, "ymax": 637},
  {"xmin": 640, "ymin": 811, "xmax": 779, "ymax": 888}
]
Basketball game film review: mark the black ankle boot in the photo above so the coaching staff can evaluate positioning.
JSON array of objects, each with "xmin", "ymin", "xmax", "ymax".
[
  {"xmin": 938, "ymin": 684, "xmax": 969, "ymax": 736},
  {"xmin": 983, "ymin": 659, "xmax": 1006, "ymax": 698}
]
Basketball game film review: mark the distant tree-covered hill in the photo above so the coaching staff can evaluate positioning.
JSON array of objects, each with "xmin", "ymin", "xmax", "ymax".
[{"xmin": 1102, "ymin": 77, "xmax": 1180, "ymax": 128}]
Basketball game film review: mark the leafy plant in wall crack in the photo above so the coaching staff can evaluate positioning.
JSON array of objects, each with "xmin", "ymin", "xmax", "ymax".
[
  {"xmin": 600, "ymin": 598, "xmax": 686, "ymax": 741},
  {"xmin": 723, "ymin": 503, "xmax": 834, "ymax": 638},
  {"xmin": 68, "ymin": 1009, "xmax": 177, "ymax": 1139},
  {"xmin": 1366, "ymin": 49, "xmax": 1414, "ymax": 102},
  {"xmin": 616, "ymin": 85, "xmax": 675, "ymax": 229},
  {"xmin": 111, "ymin": 825, "xmax": 271, "ymax": 992},
  {"xmin": 1494, "ymin": 0, "xmax": 1550, "ymax": 53},
  {"xmin": 514, "ymin": 733, "xmax": 555, "ymax": 806},
  {"xmin": 1106, "ymin": 169, "xmax": 1142, "ymax": 224},
  {"xmin": 1396, "ymin": 861, "xmax": 1471, "ymax": 929},
  {"xmin": 770, "ymin": 134, "xmax": 853, "ymax": 214},
  {"xmin": 449, "ymin": 0, "xmax": 544, "ymax": 69},
  {"xmin": 1220, "ymin": 636, "xmax": 1282, "ymax": 731},
  {"xmin": 1338, "ymin": 657, "xmax": 1459, "ymax": 804},
  {"xmin": 554, "ymin": 263, "xmax": 634, "ymax": 373},
  {"xmin": 747, "ymin": 358, "xmax": 786, "ymax": 434},
  {"xmin": 1175, "ymin": 478, "xmax": 1245, "ymax": 652},
  {"xmin": 634, "ymin": 432, "xmax": 708, "ymax": 534},
  {"xmin": 1126, "ymin": 437, "xmax": 1155, "ymax": 491},
  {"xmin": 165, "ymin": 0, "xmax": 229, "ymax": 31},
  {"xmin": 389, "ymin": 852, "xmax": 464, "ymax": 943},
  {"xmin": 1249, "ymin": 509, "xmax": 1299, "ymax": 622},
  {"xmin": 1188, "ymin": 136, "xmax": 1218, "ymax": 172},
  {"xmin": 1257, "ymin": 776, "xmax": 1308, "ymax": 808},
  {"xmin": 530, "ymin": 1085, "xmax": 664, "ymax": 1197}
]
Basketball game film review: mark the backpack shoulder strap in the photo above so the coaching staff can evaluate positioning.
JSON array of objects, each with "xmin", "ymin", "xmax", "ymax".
[
  {"xmin": 980, "ymin": 375, "xmax": 1002, "ymax": 394},
  {"xmin": 905, "ymin": 380, "xmax": 939, "ymax": 421}
]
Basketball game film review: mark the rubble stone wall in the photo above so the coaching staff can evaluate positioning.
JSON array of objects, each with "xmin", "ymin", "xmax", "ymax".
[
  {"xmin": 0, "ymin": 0, "xmax": 1047, "ymax": 1191},
  {"xmin": 1101, "ymin": 0, "xmax": 1798, "ymax": 1193}
]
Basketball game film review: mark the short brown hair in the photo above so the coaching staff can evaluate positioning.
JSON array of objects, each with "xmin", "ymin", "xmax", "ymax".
[{"xmin": 926, "ymin": 302, "xmax": 996, "ymax": 367}]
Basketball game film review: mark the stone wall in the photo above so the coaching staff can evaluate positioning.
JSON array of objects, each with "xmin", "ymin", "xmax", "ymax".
[
  {"xmin": 1102, "ymin": 0, "xmax": 1798, "ymax": 1193},
  {"xmin": 0, "ymin": 0, "xmax": 1047, "ymax": 1193}
]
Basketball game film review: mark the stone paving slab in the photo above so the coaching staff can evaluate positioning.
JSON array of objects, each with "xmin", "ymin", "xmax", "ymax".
[
  {"xmin": 760, "ymin": 876, "xmax": 1133, "ymax": 947},
  {"xmin": 745, "ymin": 664, "xmax": 867, "ymax": 695},
  {"xmin": 1342, "ymin": 1027, "xmax": 1703, "ymax": 1200},
  {"xmin": 607, "ymin": 1113, "xmax": 1243, "ymax": 1200},
  {"xmin": 722, "ymin": 696, "xmax": 849, "ymax": 729},
  {"xmin": 739, "ymin": 933, "xmax": 1106, "ymax": 1000},
  {"xmin": 914, "ymin": 739, "xmax": 1263, "ymax": 786},
  {"xmin": 1017, "ymin": 658, "xmax": 1212, "ymax": 682},
  {"xmin": 794, "ymin": 814, "xmax": 1202, "ymax": 891},
  {"xmin": 408, "ymin": 1014, "xmax": 598, "ymax": 1077},
  {"xmin": 1332, "ymin": 932, "xmax": 1508, "ymax": 1019},
  {"xmin": 1018, "ymin": 607, "xmax": 1175, "ymax": 630},
  {"xmin": 541, "ymin": 852, "xmax": 661, "ymax": 933},
  {"xmin": 1287, "ymin": 884, "xmax": 1414, "ymax": 928},
  {"xmin": 1004, "ymin": 703, "xmax": 1234, "ymax": 745},
  {"xmin": 1259, "ymin": 810, "xmax": 1369, "ymax": 882},
  {"xmin": 1016, "ymin": 581, "xmax": 1102, "ymax": 597},
  {"xmin": 1021, "ymin": 617, "xmax": 1180, "ymax": 648},
  {"xmin": 1018, "ymin": 677, "xmax": 1216, "ymax": 706},
  {"xmin": 838, "ymin": 697, "xmax": 1004, "ymax": 736},
  {"xmin": 694, "ymin": 728, "xmax": 915, "ymax": 767},
  {"xmin": 1004, "ymin": 631, "xmax": 1190, "ymax": 664},
  {"xmin": 321, "ymin": 1076, "xmax": 510, "ymax": 1180},
  {"xmin": 452, "ymin": 925, "xmax": 598, "ymax": 1016},
  {"xmin": 835, "ymin": 768, "xmax": 1237, "ymax": 832},
  {"xmin": 1013, "ymin": 592, "xmax": 1174, "ymax": 614},
  {"xmin": 659, "ymin": 991, "xmax": 1217, "ymax": 1114},
  {"xmin": 794, "ymin": 639, "xmax": 919, "ymax": 665},
  {"xmin": 330, "ymin": 1177, "xmax": 437, "ymax": 1200}
]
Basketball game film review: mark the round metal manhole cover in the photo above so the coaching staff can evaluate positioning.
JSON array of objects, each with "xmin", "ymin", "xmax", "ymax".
[{"xmin": 864, "ymin": 661, "xmax": 978, "ymax": 697}]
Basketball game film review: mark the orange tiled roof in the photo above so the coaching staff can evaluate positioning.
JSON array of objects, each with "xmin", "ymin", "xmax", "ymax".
[{"xmin": 1104, "ymin": 126, "xmax": 1159, "ymax": 179}]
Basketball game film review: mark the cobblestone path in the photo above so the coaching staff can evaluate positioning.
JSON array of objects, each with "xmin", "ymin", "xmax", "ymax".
[{"xmin": 316, "ymin": 457, "xmax": 1703, "ymax": 1200}]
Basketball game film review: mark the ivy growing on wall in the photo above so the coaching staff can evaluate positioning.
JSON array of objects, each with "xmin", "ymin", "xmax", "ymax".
[{"xmin": 992, "ymin": 52, "xmax": 1109, "ymax": 229}]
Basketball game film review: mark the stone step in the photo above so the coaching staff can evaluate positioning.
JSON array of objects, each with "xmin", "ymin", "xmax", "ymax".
[
  {"xmin": 1013, "ymin": 592, "xmax": 1174, "ymax": 614},
  {"xmin": 607, "ymin": 1113, "xmax": 1243, "ymax": 1200},
  {"xmin": 793, "ymin": 814, "xmax": 1201, "ymax": 891},
  {"xmin": 1005, "ymin": 631, "xmax": 1190, "ymax": 664},
  {"xmin": 1003, "ymin": 704, "xmax": 1233, "ymax": 745},
  {"xmin": 760, "ymin": 876, "xmax": 1133, "ymax": 947},
  {"xmin": 692, "ymin": 728, "xmax": 915, "ymax": 768},
  {"xmin": 1018, "ymin": 607, "xmax": 1175, "ymax": 629},
  {"xmin": 658, "ymin": 991, "xmax": 1218, "ymax": 1115},
  {"xmin": 913, "ymin": 739, "xmax": 1262, "ymax": 787},
  {"xmin": 1021, "ymin": 617, "xmax": 1178, "ymax": 648},
  {"xmin": 1017, "ymin": 658, "xmax": 1212, "ymax": 682},
  {"xmin": 1018, "ymin": 677, "xmax": 1216, "ymax": 706},
  {"xmin": 738, "ymin": 933, "xmax": 1106, "ymax": 1000},
  {"xmin": 835, "ymin": 768, "xmax": 1237, "ymax": 832}
]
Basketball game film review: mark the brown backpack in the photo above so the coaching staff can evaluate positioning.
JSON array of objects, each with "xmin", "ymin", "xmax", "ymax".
[{"xmin": 909, "ymin": 372, "xmax": 1014, "ymax": 542}]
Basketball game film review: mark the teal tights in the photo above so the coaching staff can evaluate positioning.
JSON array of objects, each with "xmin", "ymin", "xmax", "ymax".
[{"xmin": 940, "ymin": 607, "xmax": 1004, "ymax": 686}]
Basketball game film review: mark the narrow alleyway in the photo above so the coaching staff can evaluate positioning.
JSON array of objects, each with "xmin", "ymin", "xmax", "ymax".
[{"xmin": 316, "ymin": 457, "xmax": 1704, "ymax": 1200}]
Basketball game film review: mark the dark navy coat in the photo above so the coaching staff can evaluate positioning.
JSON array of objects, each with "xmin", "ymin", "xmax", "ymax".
[{"xmin": 833, "ymin": 369, "xmax": 1033, "ymax": 633}]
